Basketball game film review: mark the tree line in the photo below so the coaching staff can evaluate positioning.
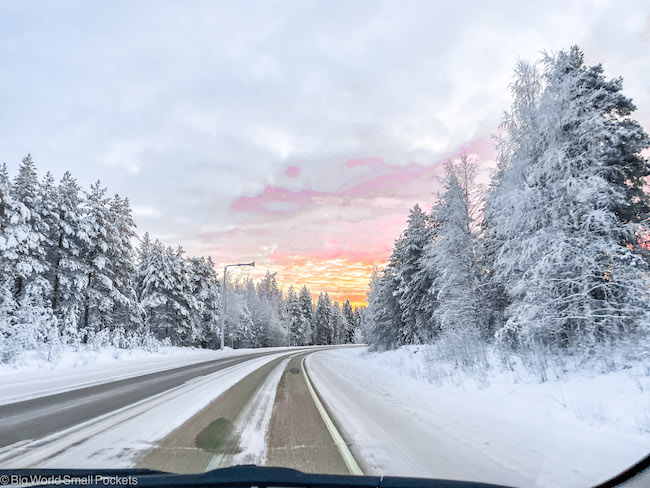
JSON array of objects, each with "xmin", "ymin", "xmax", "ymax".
[
  {"xmin": 364, "ymin": 47, "xmax": 650, "ymax": 372},
  {"xmin": 0, "ymin": 160, "xmax": 360, "ymax": 364}
]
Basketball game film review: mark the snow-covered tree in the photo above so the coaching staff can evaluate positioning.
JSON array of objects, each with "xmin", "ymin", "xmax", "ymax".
[
  {"xmin": 395, "ymin": 204, "xmax": 435, "ymax": 344},
  {"xmin": 426, "ymin": 163, "xmax": 479, "ymax": 341},
  {"xmin": 313, "ymin": 291, "xmax": 333, "ymax": 345},
  {"xmin": 364, "ymin": 266, "xmax": 402, "ymax": 350},
  {"xmin": 47, "ymin": 172, "xmax": 88, "ymax": 321},
  {"xmin": 139, "ymin": 242, "xmax": 197, "ymax": 345},
  {"xmin": 254, "ymin": 271, "xmax": 287, "ymax": 346},
  {"xmin": 80, "ymin": 181, "xmax": 115, "ymax": 337},
  {"xmin": 492, "ymin": 47, "xmax": 650, "ymax": 350},
  {"xmin": 480, "ymin": 60, "xmax": 543, "ymax": 339},
  {"xmin": 223, "ymin": 284, "xmax": 253, "ymax": 348},
  {"xmin": 108, "ymin": 195, "xmax": 143, "ymax": 336},
  {"xmin": 285, "ymin": 285, "xmax": 302, "ymax": 346},
  {"xmin": 9, "ymin": 155, "xmax": 50, "ymax": 302},
  {"xmin": 342, "ymin": 299, "xmax": 356, "ymax": 343},
  {"xmin": 188, "ymin": 256, "xmax": 221, "ymax": 348},
  {"xmin": 331, "ymin": 300, "xmax": 344, "ymax": 344},
  {"xmin": 298, "ymin": 285, "xmax": 314, "ymax": 345}
]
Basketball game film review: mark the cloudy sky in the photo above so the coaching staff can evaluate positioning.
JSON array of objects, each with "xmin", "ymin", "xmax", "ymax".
[{"xmin": 1, "ymin": 0, "xmax": 649, "ymax": 305}]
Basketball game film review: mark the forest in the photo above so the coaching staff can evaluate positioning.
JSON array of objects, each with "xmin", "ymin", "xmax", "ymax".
[
  {"xmin": 363, "ymin": 47, "xmax": 650, "ymax": 377},
  {"xmin": 0, "ymin": 162, "xmax": 361, "ymax": 364}
]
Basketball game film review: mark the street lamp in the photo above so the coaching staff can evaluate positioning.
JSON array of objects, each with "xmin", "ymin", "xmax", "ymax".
[{"xmin": 220, "ymin": 261, "xmax": 255, "ymax": 350}]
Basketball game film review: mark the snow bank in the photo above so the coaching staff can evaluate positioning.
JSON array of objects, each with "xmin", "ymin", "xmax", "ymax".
[{"xmin": 359, "ymin": 344, "xmax": 650, "ymax": 438}]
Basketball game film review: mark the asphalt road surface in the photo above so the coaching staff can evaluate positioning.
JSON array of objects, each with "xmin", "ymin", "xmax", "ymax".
[{"xmin": 0, "ymin": 348, "xmax": 308, "ymax": 448}]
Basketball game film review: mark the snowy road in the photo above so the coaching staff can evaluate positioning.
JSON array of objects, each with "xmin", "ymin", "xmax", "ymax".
[
  {"xmin": 0, "ymin": 347, "xmax": 325, "ymax": 467},
  {"xmin": 306, "ymin": 348, "xmax": 650, "ymax": 488},
  {"xmin": 0, "ymin": 352, "xmax": 275, "ymax": 448},
  {"xmin": 2, "ymin": 345, "xmax": 644, "ymax": 488}
]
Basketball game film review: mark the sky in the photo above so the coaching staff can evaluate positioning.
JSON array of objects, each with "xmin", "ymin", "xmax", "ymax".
[{"xmin": 1, "ymin": 0, "xmax": 649, "ymax": 306}]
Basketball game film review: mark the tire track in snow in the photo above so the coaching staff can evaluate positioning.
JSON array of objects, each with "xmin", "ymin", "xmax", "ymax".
[{"xmin": 206, "ymin": 356, "xmax": 292, "ymax": 469}]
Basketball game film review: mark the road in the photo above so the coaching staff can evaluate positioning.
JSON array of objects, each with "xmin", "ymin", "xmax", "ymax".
[
  {"xmin": 1, "ymin": 346, "xmax": 648, "ymax": 488},
  {"xmin": 0, "ymin": 346, "xmax": 359, "ymax": 474},
  {"xmin": 0, "ymin": 350, "xmax": 277, "ymax": 448}
]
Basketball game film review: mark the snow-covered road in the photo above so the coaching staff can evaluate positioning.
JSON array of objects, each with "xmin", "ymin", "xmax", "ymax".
[
  {"xmin": 307, "ymin": 348, "xmax": 649, "ymax": 488},
  {"xmin": 2, "ymin": 344, "xmax": 647, "ymax": 488}
]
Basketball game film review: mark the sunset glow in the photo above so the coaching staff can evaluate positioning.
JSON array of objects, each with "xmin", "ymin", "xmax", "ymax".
[{"xmin": 205, "ymin": 139, "xmax": 497, "ymax": 306}]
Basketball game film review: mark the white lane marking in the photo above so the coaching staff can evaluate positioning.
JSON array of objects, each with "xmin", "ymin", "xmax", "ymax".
[{"xmin": 301, "ymin": 355, "xmax": 364, "ymax": 475}]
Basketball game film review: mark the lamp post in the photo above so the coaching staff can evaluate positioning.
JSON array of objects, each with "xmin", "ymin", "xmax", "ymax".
[{"xmin": 220, "ymin": 261, "xmax": 255, "ymax": 350}]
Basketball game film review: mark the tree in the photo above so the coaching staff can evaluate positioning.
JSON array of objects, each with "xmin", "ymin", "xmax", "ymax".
[
  {"xmin": 10, "ymin": 155, "xmax": 50, "ymax": 302},
  {"xmin": 48, "ymin": 172, "xmax": 88, "ymax": 321},
  {"xmin": 285, "ymin": 285, "xmax": 302, "ymax": 346},
  {"xmin": 364, "ymin": 266, "xmax": 402, "ymax": 351},
  {"xmin": 80, "ymin": 181, "xmax": 115, "ymax": 338},
  {"xmin": 342, "ymin": 299, "xmax": 355, "ymax": 343},
  {"xmin": 313, "ymin": 291, "xmax": 333, "ymax": 345},
  {"xmin": 298, "ymin": 285, "xmax": 314, "ymax": 345},
  {"xmin": 188, "ymin": 256, "xmax": 221, "ymax": 348},
  {"xmin": 331, "ymin": 301, "xmax": 344, "ymax": 344},
  {"xmin": 395, "ymin": 204, "xmax": 435, "ymax": 344},
  {"xmin": 481, "ymin": 59, "xmax": 543, "ymax": 339},
  {"xmin": 426, "ymin": 163, "xmax": 479, "ymax": 340},
  {"xmin": 109, "ymin": 195, "xmax": 143, "ymax": 336},
  {"xmin": 254, "ymin": 271, "xmax": 287, "ymax": 346},
  {"xmin": 493, "ymin": 47, "xmax": 650, "ymax": 350}
]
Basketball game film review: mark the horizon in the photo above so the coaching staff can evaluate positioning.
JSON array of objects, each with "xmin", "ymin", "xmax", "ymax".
[{"xmin": 1, "ymin": 0, "xmax": 648, "ymax": 307}]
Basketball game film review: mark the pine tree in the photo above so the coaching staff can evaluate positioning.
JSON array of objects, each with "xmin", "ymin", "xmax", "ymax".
[
  {"xmin": 80, "ymin": 181, "xmax": 115, "ymax": 338},
  {"xmin": 284, "ymin": 285, "xmax": 300, "ymax": 346},
  {"xmin": 313, "ymin": 291, "xmax": 333, "ymax": 345},
  {"xmin": 427, "ymin": 164, "xmax": 479, "ymax": 340},
  {"xmin": 298, "ymin": 285, "xmax": 314, "ymax": 345},
  {"xmin": 188, "ymin": 256, "xmax": 221, "ymax": 348},
  {"xmin": 493, "ymin": 47, "xmax": 650, "ymax": 350},
  {"xmin": 223, "ymin": 283, "xmax": 253, "ymax": 348},
  {"xmin": 342, "ymin": 299, "xmax": 355, "ymax": 343},
  {"xmin": 10, "ymin": 155, "xmax": 50, "ymax": 302},
  {"xmin": 333, "ymin": 301, "xmax": 346, "ymax": 344},
  {"xmin": 108, "ymin": 195, "xmax": 143, "ymax": 337},
  {"xmin": 255, "ymin": 271, "xmax": 286, "ymax": 346},
  {"xmin": 365, "ymin": 266, "xmax": 401, "ymax": 350},
  {"xmin": 395, "ymin": 204, "xmax": 435, "ymax": 344},
  {"xmin": 167, "ymin": 246, "xmax": 199, "ymax": 345},
  {"xmin": 47, "ymin": 172, "xmax": 88, "ymax": 321},
  {"xmin": 481, "ymin": 60, "xmax": 542, "ymax": 339}
]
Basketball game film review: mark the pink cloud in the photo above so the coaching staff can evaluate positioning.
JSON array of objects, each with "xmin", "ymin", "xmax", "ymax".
[
  {"xmin": 215, "ymin": 136, "xmax": 498, "ymax": 303},
  {"xmin": 230, "ymin": 186, "xmax": 324, "ymax": 214},
  {"xmin": 285, "ymin": 165, "xmax": 301, "ymax": 178},
  {"xmin": 345, "ymin": 157, "xmax": 384, "ymax": 168}
]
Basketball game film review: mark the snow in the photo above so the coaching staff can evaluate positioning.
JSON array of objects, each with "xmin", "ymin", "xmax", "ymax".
[
  {"xmin": 0, "ymin": 350, "xmax": 292, "ymax": 468},
  {"xmin": 307, "ymin": 347, "xmax": 650, "ymax": 488},
  {"xmin": 0, "ymin": 344, "xmax": 298, "ymax": 405},
  {"xmin": 207, "ymin": 355, "xmax": 291, "ymax": 469}
]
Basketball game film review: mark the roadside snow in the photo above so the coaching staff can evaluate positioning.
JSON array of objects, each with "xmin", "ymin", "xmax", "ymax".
[
  {"xmin": 307, "ymin": 347, "xmax": 650, "ymax": 488},
  {"xmin": 0, "ymin": 345, "xmax": 298, "ymax": 405}
]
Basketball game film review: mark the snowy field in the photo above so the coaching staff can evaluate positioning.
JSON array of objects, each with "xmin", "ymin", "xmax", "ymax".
[{"xmin": 308, "ymin": 347, "xmax": 650, "ymax": 488}]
